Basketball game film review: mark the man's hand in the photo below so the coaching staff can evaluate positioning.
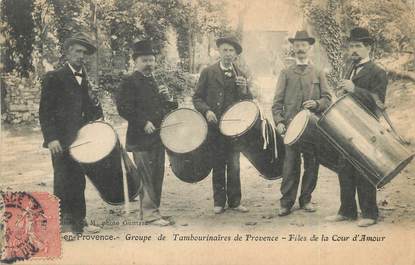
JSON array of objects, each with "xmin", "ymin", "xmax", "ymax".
[
  {"xmin": 205, "ymin": 110, "xmax": 218, "ymax": 124},
  {"xmin": 48, "ymin": 140, "xmax": 63, "ymax": 156},
  {"xmin": 235, "ymin": 76, "xmax": 248, "ymax": 94},
  {"xmin": 338, "ymin": 79, "xmax": 355, "ymax": 93},
  {"xmin": 276, "ymin": 123, "xmax": 286, "ymax": 136},
  {"xmin": 158, "ymin": 85, "xmax": 173, "ymax": 101},
  {"xmin": 144, "ymin": 121, "xmax": 156, "ymax": 134},
  {"xmin": 302, "ymin": 100, "xmax": 318, "ymax": 110}
]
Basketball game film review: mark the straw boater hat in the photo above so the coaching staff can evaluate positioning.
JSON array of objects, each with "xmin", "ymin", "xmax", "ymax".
[
  {"xmin": 64, "ymin": 32, "xmax": 97, "ymax": 55},
  {"xmin": 347, "ymin": 27, "xmax": 374, "ymax": 45},
  {"xmin": 216, "ymin": 36, "xmax": 243, "ymax": 55},
  {"xmin": 288, "ymin": 31, "xmax": 315, "ymax": 45}
]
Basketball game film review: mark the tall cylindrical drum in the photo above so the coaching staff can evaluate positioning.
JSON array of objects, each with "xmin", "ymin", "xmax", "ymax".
[
  {"xmin": 317, "ymin": 94, "xmax": 414, "ymax": 188},
  {"xmin": 160, "ymin": 108, "xmax": 213, "ymax": 183},
  {"xmin": 219, "ymin": 100, "xmax": 285, "ymax": 180}
]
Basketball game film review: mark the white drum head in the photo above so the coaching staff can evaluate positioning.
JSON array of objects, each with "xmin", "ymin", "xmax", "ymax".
[
  {"xmin": 70, "ymin": 122, "xmax": 117, "ymax": 163},
  {"xmin": 219, "ymin": 101, "xmax": 259, "ymax": 137},
  {"xmin": 284, "ymin": 110, "xmax": 309, "ymax": 145},
  {"xmin": 160, "ymin": 109, "xmax": 207, "ymax": 154}
]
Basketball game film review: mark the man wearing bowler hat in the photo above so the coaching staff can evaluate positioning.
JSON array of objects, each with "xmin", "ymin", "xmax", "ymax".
[
  {"xmin": 193, "ymin": 36, "xmax": 253, "ymax": 214},
  {"xmin": 116, "ymin": 40, "xmax": 178, "ymax": 226},
  {"xmin": 39, "ymin": 32, "xmax": 103, "ymax": 236},
  {"xmin": 326, "ymin": 27, "xmax": 388, "ymax": 227},
  {"xmin": 272, "ymin": 30, "xmax": 331, "ymax": 217}
]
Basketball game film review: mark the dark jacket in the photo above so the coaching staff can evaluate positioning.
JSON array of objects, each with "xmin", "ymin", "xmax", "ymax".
[
  {"xmin": 193, "ymin": 62, "xmax": 253, "ymax": 117},
  {"xmin": 39, "ymin": 64, "xmax": 103, "ymax": 148},
  {"xmin": 345, "ymin": 61, "xmax": 388, "ymax": 114},
  {"xmin": 272, "ymin": 63, "xmax": 332, "ymax": 126},
  {"xmin": 116, "ymin": 71, "xmax": 178, "ymax": 151}
]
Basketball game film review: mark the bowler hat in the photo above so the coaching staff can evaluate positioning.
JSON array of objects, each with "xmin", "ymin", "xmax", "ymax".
[
  {"xmin": 288, "ymin": 31, "xmax": 315, "ymax": 45},
  {"xmin": 216, "ymin": 36, "xmax": 243, "ymax": 55},
  {"xmin": 347, "ymin": 27, "xmax": 373, "ymax": 45},
  {"xmin": 64, "ymin": 32, "xmax": 97, "ymax": 55},
  {"xmin": 131, "ymin": 40, "xmax": 156, "ymax": 58}
]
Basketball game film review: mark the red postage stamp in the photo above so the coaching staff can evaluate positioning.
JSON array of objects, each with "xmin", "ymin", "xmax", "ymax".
[{"xmin": 0, "ymin": 191, "xmax": 61, "ymax": 263}]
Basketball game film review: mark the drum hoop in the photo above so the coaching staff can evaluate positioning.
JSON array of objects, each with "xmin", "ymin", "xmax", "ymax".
[
  {"xmin": 219, "ymin": 100, "xmax": 259, "ymax": 138},
  {"xmin": 160, "ymin": 108, "xmax": 208, "ymax": 153},
  {"xmin": 70, "ymin": 121, "xmax": 119, "ymax": 164},
  {"xmin": 285, "ymin": 110, "xmax": 310, "ymax": 145}
]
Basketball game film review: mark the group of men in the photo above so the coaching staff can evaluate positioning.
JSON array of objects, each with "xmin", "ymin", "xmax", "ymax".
[{"xmin": 39, "ymin": 26, "xmax": 387, "ymax": 237}]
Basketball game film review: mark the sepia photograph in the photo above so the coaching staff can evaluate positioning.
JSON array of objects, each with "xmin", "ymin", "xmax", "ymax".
[{"xmin": 1, "ymin": 0, "xmax": 415, "ymax": 264}]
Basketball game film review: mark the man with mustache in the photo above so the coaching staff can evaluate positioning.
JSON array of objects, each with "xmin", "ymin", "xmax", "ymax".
[
  {"xmin": 326, "ymin": 27, "xmax": 388, "ymax": 227},
  {"xmin": 116, "ymin": 40, "xmax": 178, "ymax": 226},
  {"xmin": 193, "ymin": 36, "xmax": 253, "ymax": 214},
  {"xmin": 272, "ymin": 30, "xmax": 331, "ymax": 216},
  {"xmin": 39, "ymin": 32, "xmax": 103, "ymax": 236}
]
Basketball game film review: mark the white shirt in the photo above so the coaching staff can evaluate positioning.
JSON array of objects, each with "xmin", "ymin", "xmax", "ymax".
[{"xmin": 67, "ymin": 63, "xmax": 83, "ymax": 85}]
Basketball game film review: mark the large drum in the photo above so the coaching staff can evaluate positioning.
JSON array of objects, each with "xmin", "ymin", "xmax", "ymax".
[
  {"xmin": 317, "ymin": 94, "xmax": 414, "ymax": 188},
  {"xmin": 284, "ymin": 109, "xmax": 341, "ymax": 172},
  {"xmin": 219, "ymin": 101, "xmax": 284, "ymax": 180},
  {"xmin": 160, "ymin": 108, "xmax": 213, "ymax": 183},
  {"xmin": 70, "ymin": 121, "xmax": 140, "ymax": 205}
]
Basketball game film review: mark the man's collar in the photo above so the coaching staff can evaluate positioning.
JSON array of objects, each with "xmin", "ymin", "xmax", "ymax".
[
  {"xmin": 296, "ymin": 58, "xmax": 310, "ymax": 66},
  {"xmin": 219, "ymin": 61, "xmax": 233, "ymax": 71},
  {"xmin": 356, "ymin": 57, "xmax": 370, "ymax": 66},
  {"xmin": 67, "ymin": 63, "xmax": 83, "ymax": 74}
]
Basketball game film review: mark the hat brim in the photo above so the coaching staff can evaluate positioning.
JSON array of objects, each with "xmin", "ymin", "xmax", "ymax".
[
  {"xmin": 288, "ymin": 37, "xmax": 315, "ymax": 45},
  {"xmin": 64, "ymin": 38, "xmax": 97, "ymax": 55},
  {"xmin": 216, "ymin": 38, "xmax": 243, "ymax": 54},
  {"xmin": 347, "ymin": 37, "xmax": 374, "ymax": 45}
]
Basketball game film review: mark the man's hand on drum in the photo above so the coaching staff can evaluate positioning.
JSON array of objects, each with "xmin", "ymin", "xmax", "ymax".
[
  {"xmin": 338, "ymin": 79, "xmax": 355, "ymax": 93},
  {"xmin": 276, "ymin": 123, "xmax": 286, "ymax": 136},
  {"xmin": 302, "ymin": 100, "xmax": 318, "ymax": 111},
  {"xmin": 48, "ymin": 140, "xmax": 63, "ymax": 156},
  {"xmin": 144, "ymin": 121, "xmax": 156, "ymax": 134},
  {"xmin": 205, "ymin": 110, "xmax": 218, "ymax": 124}
]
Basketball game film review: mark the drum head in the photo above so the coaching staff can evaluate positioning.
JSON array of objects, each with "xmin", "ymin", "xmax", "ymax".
[
  {"xmin": 160, "ymin": 108, "xmax": 207, "ymax": 154},
  {"xmin": 284, "ymin": 110, "xmax": 309, "ymax": 145},
  {"xmin": 70, "ymin": 122, "xmax": 117, "ymax": 163},
  {"xmin": 219, "ymin": 101, "xmax": 259, "ymax": 137}
]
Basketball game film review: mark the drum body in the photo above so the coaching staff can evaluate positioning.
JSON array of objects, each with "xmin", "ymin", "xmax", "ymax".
[
  {"xmin": 317, "ymin": 94, "xmax": 414, "ymax": 188},
  {"xmin": 70, "ymin": 121, "xmax": 140, "ymax": 205},
  {"xmin": 219, "ymin": 101, "xmax": 284, "ymax": 180},
  {"xmin": 160, "ymin": 108, "xmax": 213, "ymax": 183},
  {"xmin": 284, "ymin": 110, "xmax": 340, "ymax": 172}
]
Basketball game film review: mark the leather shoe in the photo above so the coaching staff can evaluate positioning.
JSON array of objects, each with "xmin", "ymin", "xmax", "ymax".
[
  {"xmin": 278, "ymin": 207, "xmax": 291, "ymax": 216},
  {"xmin": 148, "ymin": 218, "xmax": 171, "ymax": 226},
  {"xmin": 357, "ymin": 218, "xmax": 376, "ymax": 227},
  {"xmin": 325, "ymin": 214, "xmax": 349, "ymax": 222},
  {"xmin": 302, "ymin": 203, "xmax": 316, "ymax": 212},
  {"xmin": 229, "ymin": 205, "xmax": 249, "ymax": 213},
  {"xmin": 214, "ymin": 206, "xmax": 225, "ymax": 214},
  {"xmin": 83, "ymin": 224, "xmax": 101, "ymax": 234}
]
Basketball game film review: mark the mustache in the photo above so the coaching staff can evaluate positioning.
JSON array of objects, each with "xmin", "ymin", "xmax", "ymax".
[
  {"xmin": 296, "ymin": 50, "xmax": 306, "ymax": 54},
  {"xmin": 351, "ymin": 52, "xmax": 359, "ymax": 56}
]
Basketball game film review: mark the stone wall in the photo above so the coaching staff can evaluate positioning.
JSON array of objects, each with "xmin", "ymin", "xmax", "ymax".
[{"xmin": 1, "ymin": 74, "xmax": 41, "ymax": 124}]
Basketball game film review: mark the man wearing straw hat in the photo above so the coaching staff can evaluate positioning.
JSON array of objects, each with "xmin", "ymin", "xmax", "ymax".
[
  {"xmin": 272, "ymin": 30, "xmax": 332, "ymax": 217},
  {"xmin": 116, "ymin": 40, "xmax": 178, "ymax": 226},
  {"xmin": 326, "ymin": 27, "xmax": 388, "ymax": 227},
  {"xmin": 39, "ymin": 32, "xmax": 103, "ymax": 236},
  {"xmin": 193, "ymin": 35, "xmax": 253, "ymax": 214}
]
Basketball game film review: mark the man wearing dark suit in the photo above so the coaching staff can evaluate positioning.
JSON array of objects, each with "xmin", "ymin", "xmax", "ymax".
[
  {"xmin": 116, "ymin": 40, "xmax": 178, "ymax": 226},
  {"xmin": 193, "ymin": 36, "xmax": 253, "ymax": 214},
  {"xmin": 39, "ymin": 32, "xmax": 103, "ymax": 235},
  {"xmin": 272, "ymin": 31, "xmax": 332, "ymax": 217},
  {"xmin": 326, "ymin": 27, "xmax": 388, "ymax": 227}
]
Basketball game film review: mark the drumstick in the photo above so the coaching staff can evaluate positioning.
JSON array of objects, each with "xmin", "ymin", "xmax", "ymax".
[
  {"xmin": 64, "ymin": 141, "xmax": 92, "ymax": 151},
  {"xmin": 156, "ymin": 122, "xmax": 183, "ymax": 131}
]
